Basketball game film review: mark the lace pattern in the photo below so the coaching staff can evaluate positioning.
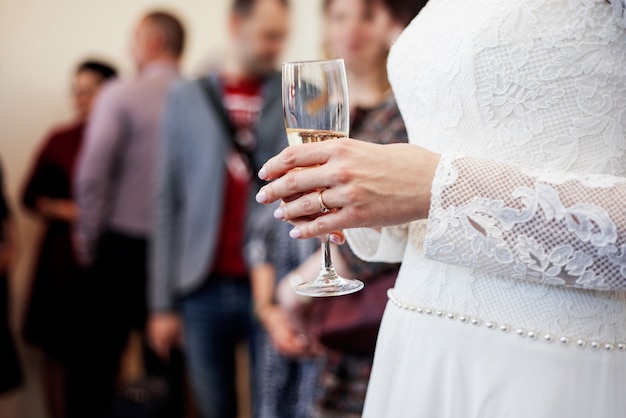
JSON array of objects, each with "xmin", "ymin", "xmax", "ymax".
[{"xmin": 425, "ymin": 156, "xmax": 626, "ymax": 290}]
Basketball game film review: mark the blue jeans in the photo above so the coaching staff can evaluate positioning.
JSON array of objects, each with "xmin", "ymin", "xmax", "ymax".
[{"xmin": 180, "ymin": 277, "xmax": 256, "ymax": 418}]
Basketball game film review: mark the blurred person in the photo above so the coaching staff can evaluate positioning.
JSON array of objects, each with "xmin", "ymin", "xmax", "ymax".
[
  {"xmin": 245, "ymin": 202, "xmax": 322, "ymax": 418},
  {"xmin": 257, "ymin": 1, "xmax": 626, "ymax": 417},
  {"xmin": 0, "ymin": 160, "xmax": 23, "ymax": 397},
  {"xmin": 289, "ymin": 1, "xmax": 416, "ymax": 416},
  {"xmin": 321, "ymin": 0, "xmax": 402, "ymax": 106},
  {"xmin": 248, "ymin": 1, "xmax": 421, "ymax": 416},
  {"xmin": 21, "ymin": 60, "xmax": 117, "ymax": 418},
  {"xmin": 71, "ymin": 11, "xmax": 185, "ymax": 418},
  {"xmin": 148, "ymin": 0, "xmax": 289, "ymax": 416}
]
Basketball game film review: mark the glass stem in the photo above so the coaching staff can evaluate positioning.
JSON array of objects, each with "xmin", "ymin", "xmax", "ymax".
[{"xmin": 320, "ymin": 235, "xmax": 336, "ymax": 281}]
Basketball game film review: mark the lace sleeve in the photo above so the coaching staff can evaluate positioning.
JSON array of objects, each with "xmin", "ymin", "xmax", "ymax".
[
  {"xmin": 345, "ymin": 225, "xmax": 409, "ymax": 263},
  {"xmin": 424, "ymin": 155, "xmax": 626, "ymax": 290}
]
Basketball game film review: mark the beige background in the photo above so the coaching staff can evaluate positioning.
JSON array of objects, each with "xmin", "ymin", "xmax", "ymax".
[{"xmin": 0, "ymin": 1, "xmax": 323, "ymax": 416}]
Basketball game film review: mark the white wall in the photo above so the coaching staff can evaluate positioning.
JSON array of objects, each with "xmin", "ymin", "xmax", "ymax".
[{"xmin": 0, "ymin": 1, "xmax": 323, "ymax": 416}]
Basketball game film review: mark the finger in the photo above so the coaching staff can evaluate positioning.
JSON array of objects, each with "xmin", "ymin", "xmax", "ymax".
[
  {"xmin": 274, "ymin": 334, "xmax": 306, "ymax": 357},
  {"xmin": 288, "ymin": 209, "xmax": 360, "ymax": 240},
  {"xmin": 280, "ymin": 211, "xmax": 324, "ymax": 227},
  {"xmin": 276, "ymin": 187, "xmax": 347, "ymax": 222},
  {"xmin": 258, "ymin": 142, "xmax": 335, "ymax": 181},
  {"xmin": 283, "ymin": 339, "xmax": 307, "ymax": 356},
  {"xmin": 277, "ymin": 344, "xmax": 306, "ymax": 358},
  {"xmin": 282, "ymin": 191, "xmax": 305, "ymax": 203},
  {"xmin": 256, "ymin": 165, "xmax": 331, "ymax": 204},
  {"xmin": 273, "ymin": 192, "xmax": 323, "ymax": 221},
  {"xmin": 329, "ymin": 231, "xmax": 345, "ymax": 245}
]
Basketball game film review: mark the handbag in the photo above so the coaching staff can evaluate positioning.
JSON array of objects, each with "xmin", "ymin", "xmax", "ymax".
[
  {"xmin": 310, "ymin": 271, "xmax": 397, "ymax": 356},
  {"xmin": 106, "ymin": 377, "xmax": 173, "ymax": 418}
]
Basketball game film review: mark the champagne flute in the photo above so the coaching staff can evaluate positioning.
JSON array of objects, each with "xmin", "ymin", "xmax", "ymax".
[{"xmin": 282, "ymin": 59, "xmax": 364, "ymax": 297}]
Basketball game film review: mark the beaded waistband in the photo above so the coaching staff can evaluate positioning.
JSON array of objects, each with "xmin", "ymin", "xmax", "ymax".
[{"xmin": 387, "ymin": 288, "xmax": 626, "ymax": 352}]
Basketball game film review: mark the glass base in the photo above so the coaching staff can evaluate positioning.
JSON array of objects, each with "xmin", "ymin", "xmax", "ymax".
[{"xmin": 294, "ymin": 272, "xmax": 364, "ymax": 297}]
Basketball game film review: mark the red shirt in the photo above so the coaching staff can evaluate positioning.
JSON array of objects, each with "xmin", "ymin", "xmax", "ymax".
[{"xmin": 210, "ymin": 76, "xmax": 264, "ymax": 277}]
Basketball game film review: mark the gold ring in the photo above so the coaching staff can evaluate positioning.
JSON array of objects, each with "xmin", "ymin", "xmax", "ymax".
[{"xmin": 319, "ymin": 189, "xmax": 331, "ymax": 214}]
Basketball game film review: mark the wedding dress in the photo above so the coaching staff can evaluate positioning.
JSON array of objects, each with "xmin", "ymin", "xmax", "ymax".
[{"xmin": 345, "ymin": 1, "xmax": 626, "ymax": 416}]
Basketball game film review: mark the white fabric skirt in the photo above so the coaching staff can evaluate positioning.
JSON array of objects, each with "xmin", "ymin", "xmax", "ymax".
[{"xmin": 363, "ymin": 299, "xmax": 626, "ymax": 418}]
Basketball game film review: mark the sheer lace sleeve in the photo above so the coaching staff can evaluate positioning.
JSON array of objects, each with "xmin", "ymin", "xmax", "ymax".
[
  {"xmin": 424, "ymin": 155, "xmax": 626, "ymax": 291},
  {"xmin": 345, "ymin": 225, "xmax": 409, "ymax": 263}
]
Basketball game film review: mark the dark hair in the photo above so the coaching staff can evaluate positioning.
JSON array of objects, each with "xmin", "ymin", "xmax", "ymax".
[
  {"xmin": 323, "ymin": 0, "xmax": 426, "ymax": 28},
  {"xmin": 232, "ymin": 0, "xmax": 289, "ymax": 17},
  {"xmin": 382, "ymin": 0, "xmax": 427, "ymax": 27},
  {"xmin": 77, "ymin": 60, "xmax": 117, "ymax": 81},
  {"xmin": 145, "ymin": 11, "xmax": 186, "ymax": 57}
]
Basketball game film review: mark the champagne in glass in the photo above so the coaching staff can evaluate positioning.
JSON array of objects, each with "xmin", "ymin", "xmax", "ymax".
[
  {"xmin": 282, "ymin": 59, "xmax": 364, "ymax": 297},
  {"xmin": 286, "ymin": 129, "xmax": 347, "ymax": 145}
]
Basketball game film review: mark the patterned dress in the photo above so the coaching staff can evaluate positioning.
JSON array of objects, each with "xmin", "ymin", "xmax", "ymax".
[{"xmin": 246, "ymin": 202, "xmax": 322, "ymax": 418}]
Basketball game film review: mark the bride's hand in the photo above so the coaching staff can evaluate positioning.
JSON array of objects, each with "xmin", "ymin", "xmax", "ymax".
[{"xmin": 255, "ymin": 139, "xmax": 441, "ymax": 239}]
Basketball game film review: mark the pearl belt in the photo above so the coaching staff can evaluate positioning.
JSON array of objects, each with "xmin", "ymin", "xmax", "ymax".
[{"xmin": 387, "ymin": 288, "xmax": 626, "ymax": 352}]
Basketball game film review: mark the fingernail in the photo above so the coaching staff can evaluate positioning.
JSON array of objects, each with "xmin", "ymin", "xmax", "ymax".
[
  {"xmin": 289, "ymin": 228, "xmax": 302, "ymax": 239},
  {"xmin": 329, "ymin": 233, "xmax": 342, "ymax": 245},
  {"xmin": 258, "ymin": 167, "xmax": 268, "ymax": 180},
  {"xmin": 256, "ymin": 190, "xmax": 267, "ymax": 204},
  {"xmin": 273, "ymin": 207, "xmax": 284, "ymax": 219}
]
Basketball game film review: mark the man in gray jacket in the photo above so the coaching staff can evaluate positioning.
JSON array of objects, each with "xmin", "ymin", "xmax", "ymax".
[{"xmin": 148, "ymin": 0, "xmax": 289, "ymax": 416}]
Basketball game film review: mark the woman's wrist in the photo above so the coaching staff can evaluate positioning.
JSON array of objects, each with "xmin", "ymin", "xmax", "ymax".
[
  {"xmin": 254, "ymin": 299, "xmax": 275, "ymax": 318},
  {"xmin": 36, "ymin": 197, "xmax": 77, "ymax": 221},
  {"xmin": 255, "ymin": 302, "xmax": 286, "ymax": 336},
  {"xmin": 253, "ymin": 272, "xmax": 309, "ymax": 319}
]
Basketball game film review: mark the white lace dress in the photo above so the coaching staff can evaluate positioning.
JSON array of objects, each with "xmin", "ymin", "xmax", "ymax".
[{"xmin": 345, "ymin": 1, "xmax": 626, "ymax": 416}]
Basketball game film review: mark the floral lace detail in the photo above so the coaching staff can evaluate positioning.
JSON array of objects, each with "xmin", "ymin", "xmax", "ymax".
[
  {"xmin": 476, "ymin": 59, "xmax": 565, "ymax": 147},
  {"xmin": 425, "ymin": 156, "xmax": 626, "ymax": 291},
  {"xmin": 344, "ymin": 0, "xmax": 626, "ymax": 343}
]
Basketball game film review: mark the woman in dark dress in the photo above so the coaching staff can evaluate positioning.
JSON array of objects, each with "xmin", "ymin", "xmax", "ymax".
[
  {"xmin": 0, "ymin": 160, "xmax": 23, "ymax": 396},
  {"xmin": 21, "ymin": 60, "xmax": 116, "ymax": 418},
  {"xmin": 246, "ymin": 201, "xmax": 322, "ymax": 418}
]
